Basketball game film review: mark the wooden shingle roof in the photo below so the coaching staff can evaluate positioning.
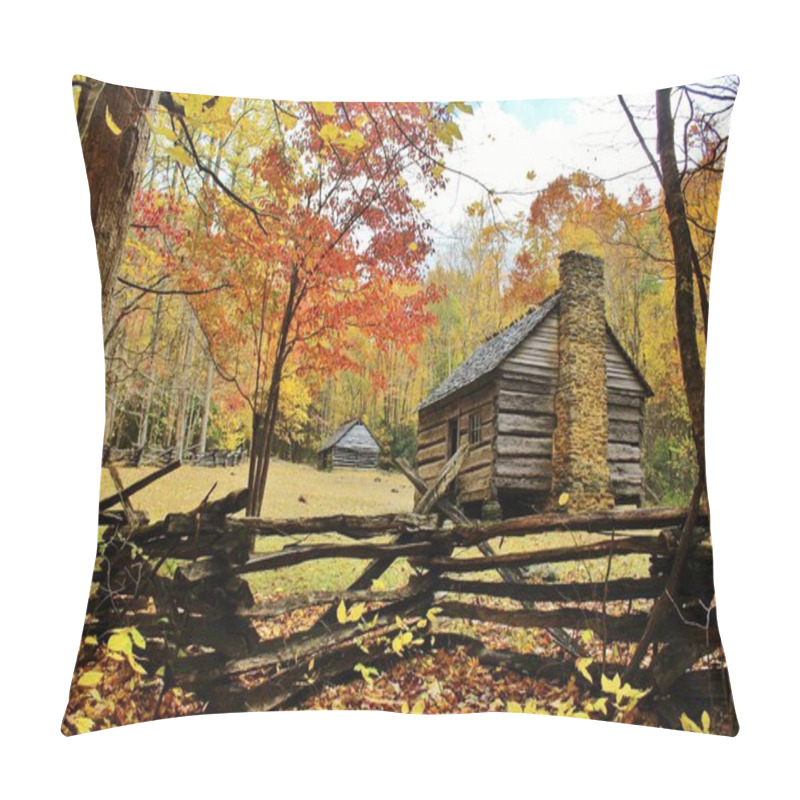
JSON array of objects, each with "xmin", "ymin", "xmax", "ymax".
[
  {"xmin": 419, "ymin": 293, "xmax": 560, "ymax": 410},
  {"xmin": 418, "ymin": 292, "xmax": 652, "ymax": 411},
  {"xmin": 319, "ymin": 418, "xmax": 380, "ymax": 453}
]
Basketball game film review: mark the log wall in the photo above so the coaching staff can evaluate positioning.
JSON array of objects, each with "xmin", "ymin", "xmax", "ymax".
[
  {"xmin": 417, "ymin": 379, "xmax": 497, "ymax": 504},
  {"xmin": 417, "ymin": 311, "xmax": 648, "ymax": 509}
]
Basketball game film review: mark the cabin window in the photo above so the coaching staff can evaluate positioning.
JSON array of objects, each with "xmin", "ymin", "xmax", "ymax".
[{"xmin": 469, "ymin": 412, "xmax": 481, "ymax": 445}]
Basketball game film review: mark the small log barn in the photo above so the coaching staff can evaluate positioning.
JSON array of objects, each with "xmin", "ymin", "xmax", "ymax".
[
  {"xmin": 318, "ymin": 418, "xmax": 381, "ymax": 470},
  {"xmin": 417, "ymin": 252, "xmax": 653, "ymax": 518}
]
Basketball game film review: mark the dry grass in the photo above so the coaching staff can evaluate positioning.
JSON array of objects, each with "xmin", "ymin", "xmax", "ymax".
[
  {"xmin": 100, "ymin": 458, "xmax": 415, "ymax": 521},
  {"xmin": 100, "ymin": 459, "xmax": 416, "ymax": 598}
]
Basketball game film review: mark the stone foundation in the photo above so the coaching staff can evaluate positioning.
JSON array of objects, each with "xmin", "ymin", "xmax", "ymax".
[{"xmin": 550, "ymin": 251, "xmax": 614, "ymax": 512}]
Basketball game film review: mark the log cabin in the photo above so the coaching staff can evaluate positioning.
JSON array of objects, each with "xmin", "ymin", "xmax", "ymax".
[
  {"xmin": 416, "ymin": 252, "xmax": 653, "ymax": 518},
  {"xmin": 318, "ymin": 418, "xmax": 381, "ymax": 470}
]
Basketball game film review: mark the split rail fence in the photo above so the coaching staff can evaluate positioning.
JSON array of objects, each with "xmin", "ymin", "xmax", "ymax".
[{"xmin": 88, "ymin": 449, "xmax": 731, "ymax": 726}]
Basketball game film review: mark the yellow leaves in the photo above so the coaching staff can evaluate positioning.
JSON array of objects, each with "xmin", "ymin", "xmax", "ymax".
[
  {"xmin": 319, "ymin": 122, "xmax": 341, "ymax": 144},
  {"xmin": 583, "ymin": 696, "xmax": 608, "ymax": 716},
  {"xmin": 575, "ymin": 657, "xmax": 593, "ymax": 684},
  {"xmin": 558, "ymin": 492, "xmax": 570, "ymax": 507},
  {"xmin": 681, "ymin": 711, "xmax": 712, "ymax": 734},
  {"xmin": 554, "ymin": 696, "xmax": 589, "ymax": 719},
  {"xmin": 170, "ymin": 93, "xmax": 234, "ymax": 140},
  {"xmin": 400, "ymin": 699, "xmax": 425, "ymax": 714},
  {"xmin": 205, "ymin": 95, "xmax": 234, "ymax": 122},
  {"xmin": 354, "ymin": 663, "xmax": 380, "ymax": 684},
  {"xmin": 107, "ymin": 632, "xmax": 132, "ymax": 656},
  {"xmin": 73, "ymin": 717, "xmax": 95, "ymax": 734},
  {"xmin": 312, "ymin": 101, "xmax": 337, "ymax": 116},
  {"xmin": 154, "ymin": 125, "xmax": 177, "ymax": 142},
  {"xmin": 77, "ymin": 671, "xmax": 103, "ymax": 688},
  {"xmin": 84, "ymin": 636, "xmax": 98, "ymax": 646},
  {"xmin": 278, "ymin": 109, "xmax": 299, "ymax": 131},
  {"xmin": 507, "ymin": 698, "xmax": 552, "ymax": 715},
  {"xmin": 392, "ymin": 630, "xmax": 414, "ymax": 656},
  {"xmin": 105, "ymin": 105, "xmax": 122, "ymax": 136},
  {"xmin": 336, "ymin": 600, "xmax": 367, "ymax": 624},
  {"xmin": 433, "ymin": 119, "xmax": 463, "ymax": 147},
  {"xmin": 371, "ymin": 578, "xmax": 387, "ymax": 592},
  {"xmin": 318, "ymin": 122, "xmax": 366, "ymax": 153},
  {"xmin": 408, "ymin": 242, "xmax": 418, "ymax": 252},
  {"xmin": 338, "ymin": 129, "xmax": 365, "ymax": 152},
  {"xmin": 348, "ymin": 602, "xmax": 367, "ymax": 622},
  {"xmin": 600, "ymin": 673, "xmax": 651, "ymax": 713},
  {"xmin": 175, "ymin": 93, "xmax": 233, "ymax": 123},
  {"xmin": 426, "ymin": 607, "xmax": 442, "ymax": 623},
  {"xmin": 129, "ymin": 628, "xmax": 146, "ymax": 649},
  {"xmin": 106, "ymin": 628, "xmax": 146, "ymax": 675},
  {"xmin": 170, "ymin": 144, "xmax": 195, "ymax": 168}
]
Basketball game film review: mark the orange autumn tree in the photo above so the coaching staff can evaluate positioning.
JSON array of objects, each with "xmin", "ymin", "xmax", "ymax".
[{"xmin": 187, "ymin": 102, "xmax": 450, "ymax": 516}]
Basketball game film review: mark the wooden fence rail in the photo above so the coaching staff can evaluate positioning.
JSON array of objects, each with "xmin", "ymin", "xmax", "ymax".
[
  {"xmin": 92, "ymin": 506, "xmax": 719, "ymax": 715},
  {"xmin": 88, "ymin": 456, "xmax": 727, "ymax": 726}
]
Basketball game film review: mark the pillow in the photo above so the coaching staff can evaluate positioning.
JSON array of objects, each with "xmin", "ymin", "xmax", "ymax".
[{"xmin": 64, "ymin": 76, "xmax": 737, "ymax": 735}]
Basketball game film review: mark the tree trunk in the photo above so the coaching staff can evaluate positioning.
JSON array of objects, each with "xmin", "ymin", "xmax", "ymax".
[
  {"xmin": 198, "ymin": 352, "xmax": 214, "ymax": 456},
  {"xmin": 76, "ymin": 79, "xmax": 159, "ymax": 334},
  {"xmin": 137, "ymin": 294, "xmax": 163, "ymax": 448},
  {"xmin": 174, "ymin": 310, "xmax": 196, "ymax": 459},
  {"xmin": 655, "ymin": 88, "xmax": 706, "ymax": 480},
  {"xmin": 247, "ymin": 266, "xmax": 301, "ymax": 517}
]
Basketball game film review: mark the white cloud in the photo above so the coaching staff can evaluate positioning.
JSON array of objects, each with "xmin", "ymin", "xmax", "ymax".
[{"xmin": 420, "ymin": 91, "xmax": 664, "ymax": 253}]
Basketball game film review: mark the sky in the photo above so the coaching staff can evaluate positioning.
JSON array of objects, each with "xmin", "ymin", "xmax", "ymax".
[{"xmin": 422, "ymin": 88, "xmax": 664, "ymax": 252}]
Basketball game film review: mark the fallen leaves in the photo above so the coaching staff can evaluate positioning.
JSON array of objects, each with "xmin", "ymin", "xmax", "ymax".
[{"xmin": 62, "ymin": 638, "xmax": 203, "ymax": 735}]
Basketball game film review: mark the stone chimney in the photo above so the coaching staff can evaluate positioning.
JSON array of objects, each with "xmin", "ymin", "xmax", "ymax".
[{"xmin": 550, "ymin": 251, "xmax": 614, "ymax": 512}]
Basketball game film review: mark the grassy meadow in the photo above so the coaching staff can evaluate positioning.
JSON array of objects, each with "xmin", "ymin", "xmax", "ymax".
[{"xmin": 100, "ymin": 461, "xmax": 653, "ymax": 603}]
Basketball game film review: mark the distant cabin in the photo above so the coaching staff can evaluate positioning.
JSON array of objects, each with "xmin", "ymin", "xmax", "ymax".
[
  {"xmin": 417, "ymin": 267, "xmax": 653, "ymax": 517},
  {"xmin": 318, "ymin": 419, "xmax": 380, "ymax": 470}
]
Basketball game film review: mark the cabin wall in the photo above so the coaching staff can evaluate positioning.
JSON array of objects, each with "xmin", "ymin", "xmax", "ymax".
[
  {"xmin": 492, "ymin": 316, "xmax": 646, "ymax": 507},
  {"xmin": 319, "ymin": 422, "xmax": 380, "ymax": 470},
  {"xmin": 493, "ymin": 310, "xmax": 559, "ymax": 505},
  {"xmin": 417, "ymin": 380, "xmax": 497, "ymax": 504},
  {"xmin": 606, "ymin": 341, "xmax": 645, "ymax": 503},
  {"xmin": 330, "ymin": 446, "xmax": 379, "ymax": 469},
  {"xmin": 416, "ymin": 313, "xmax": 648, "ymax": 513}
]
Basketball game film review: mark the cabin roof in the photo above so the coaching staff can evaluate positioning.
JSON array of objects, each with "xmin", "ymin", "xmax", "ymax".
[
  {"xmin": 318, "ymin": 418, "xmax": 379, "ymax": 453},
  {"xmin": 418, "ymin": 292, "xmax": 652, "ymax": 411}
]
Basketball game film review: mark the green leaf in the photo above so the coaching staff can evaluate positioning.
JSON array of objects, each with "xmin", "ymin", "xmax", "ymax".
[{"xmin": 130, "ymin": 628, "xmax": 146, "ymax": 649}]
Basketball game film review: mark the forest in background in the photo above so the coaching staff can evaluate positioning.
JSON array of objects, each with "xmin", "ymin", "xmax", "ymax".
[{"xmin": 81, "ymin": 82, "xmax": 733, "ymax": 508}]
